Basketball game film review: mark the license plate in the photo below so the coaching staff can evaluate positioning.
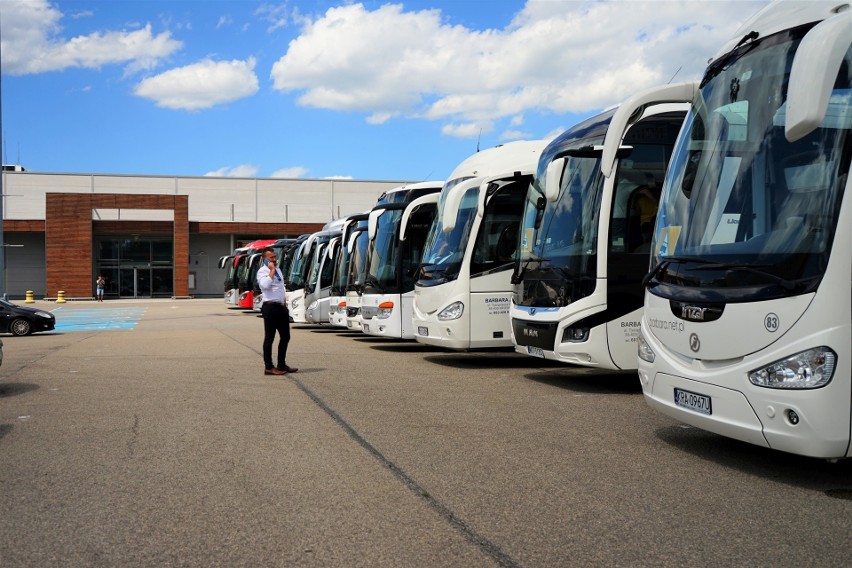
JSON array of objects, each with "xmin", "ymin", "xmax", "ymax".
[
  {"xmin": 363, "ymin": 323, "xmax": 370, "ymax": 332},
  {"xmin": 527, "ymin": 346, "xmax": 545, "ymax": 358},
  {"xmin": 674, "ymin": 388, "xmax": 712, "ymax": 415},
  {"xmin": 417, "ymin": 326, "xmax": 428, "ymax": 336}
]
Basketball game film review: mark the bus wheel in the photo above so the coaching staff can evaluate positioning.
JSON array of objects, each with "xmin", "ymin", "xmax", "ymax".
[{"xmin": 10, "ymin": 318, "xmax": 32, "ymax": 336}]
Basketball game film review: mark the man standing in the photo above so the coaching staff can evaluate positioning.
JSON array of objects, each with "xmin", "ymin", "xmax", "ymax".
[
  {"xmin": 95, "ymin": 275, "xmax": 105, "ymax": 302},
  {"xmin": 257, "ymin": 247, "xmax": 298, "ymax": 376}
]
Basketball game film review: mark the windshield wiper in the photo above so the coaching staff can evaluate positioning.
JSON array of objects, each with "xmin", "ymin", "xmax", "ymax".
[
  {"xmin": 512, "ymin": 253, "xmax": 551, "ymax": 284},
  {"xmin": 687, "ymin": 262, "xmax": 800, "ymax": 291},
  {"xmin": 364, "ymin": 274, "xmax": 386, "ymax": 292},
  {"xmin": 701, "ymin": 30, "xmax": 759, "ymax": 87},
  {"xmin": 642, "ymin": 255, "xmax": 718, "ymax": 287}
]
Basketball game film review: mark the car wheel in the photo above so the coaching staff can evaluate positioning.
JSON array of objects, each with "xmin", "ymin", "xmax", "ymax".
[{"xmin": 10, "ymin": 318, "xmax": 32, "ymax": 336}]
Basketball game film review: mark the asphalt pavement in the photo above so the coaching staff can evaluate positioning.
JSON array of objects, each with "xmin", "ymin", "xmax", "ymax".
[{"xmin": 1, "ymin": 299, "xmax": 850, "ymax": 567}]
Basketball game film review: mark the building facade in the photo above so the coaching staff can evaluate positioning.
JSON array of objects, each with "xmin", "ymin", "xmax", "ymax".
[{"xmin": 1, "ymin": 171, "xmax": 409, "ymax": 299}]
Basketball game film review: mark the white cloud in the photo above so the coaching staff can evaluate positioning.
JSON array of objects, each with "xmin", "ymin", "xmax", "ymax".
[
  {"xmin": 134, "ymin": 58, "xmax": 259, "ymax": 110},
  {"xmin": 271, "ymin": 166, "xmax": 309, "ymax": 178},
  {"xmin": 204, "ymin": 165, "xmax": 259, "ymax": 178},
  {"xmin": 270, "ymin": 1, "xmax": 768, "ymax": 128},
  {"xmin": 216, "ymin": 15, "xmax": 232, "ymax": 29},
  {"xmin": 510, "ymin": 114, "xmax": 524, "ymax": 127},
  {"xmin": 500, "ymin": 129, "xmax": 531, "ymax": 141},
  {"xmin": 543, "ymin": 126, "xmax": 566, "ymax": 141},
  {"xmin": 0, "ymin": 0, "xmax": 182, "ymax": 76},
  {"xmin": 441, "ymin": 122, "xmax": 493, "ymax": 139},
  {"xmin": 256, "ymin": 3, "xmax": 299, "ymax": 32}
]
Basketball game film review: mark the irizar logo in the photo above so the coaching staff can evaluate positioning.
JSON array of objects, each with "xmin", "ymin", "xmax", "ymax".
[{"xmin": 681, "ymin": 305, "xmax": 707, "ymax": 321}]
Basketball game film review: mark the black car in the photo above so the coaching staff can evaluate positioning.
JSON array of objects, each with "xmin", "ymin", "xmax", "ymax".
[{"xmin": 0, "ymin": 299, "xmax": 56, "ymax": 336}]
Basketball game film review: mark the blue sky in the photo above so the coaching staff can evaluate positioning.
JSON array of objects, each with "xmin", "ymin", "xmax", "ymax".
[{"xmin": 0, "ymin": 0, "xmax": 768, "ymax": 182}]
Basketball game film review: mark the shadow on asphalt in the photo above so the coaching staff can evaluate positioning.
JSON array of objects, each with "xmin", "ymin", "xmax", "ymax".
[
  {"xmin": 370, "ymin": 343, "xmax": 447, "ymax": 353},
  {"xmin": 522, "ymin": 370, "xmax": 642, "ymax": 394},
  {"xmin": 423, "ymin": 351, "xmax": 562, "ymax": 369},
  {"xmin": 0, "ymin": 382, "xmax": 40, "ymax": 398},
  {"xmin": 654, "ymin": 424, "xmax": 852, "ymax": 494},
  {"xmin": 0, "ymin": 424, "xmax": 12, "ymax": 440}
]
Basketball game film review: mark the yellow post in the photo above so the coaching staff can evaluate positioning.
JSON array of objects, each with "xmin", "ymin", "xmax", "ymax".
[
  {"xmin": 56, "ymin": 290, "xmax": 66, "ymax": 304},
  {"xmin": 24, "ymin": 290, "xmax": 35, "ymax": 303}
]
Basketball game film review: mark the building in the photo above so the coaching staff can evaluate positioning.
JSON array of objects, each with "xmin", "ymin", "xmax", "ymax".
[{"xmin": 0, "ymin": 169, "xmax": 410, "ymax": 299}]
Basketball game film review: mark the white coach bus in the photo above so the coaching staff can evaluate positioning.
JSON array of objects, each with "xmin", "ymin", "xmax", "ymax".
[
  {"xmin": 361, "ymin": 181, "xmax": 443, "ymax": 338},
  {"xmin": 412, "ymin": 140, "xmax": 547, "ymax": 349},
  {"xmin": 637, "ymin": 0, "xmax": 852, "ymax": 459},
  {"xmin": 510, "ymin": 98, "xmax": 688, "ymax": 370}
]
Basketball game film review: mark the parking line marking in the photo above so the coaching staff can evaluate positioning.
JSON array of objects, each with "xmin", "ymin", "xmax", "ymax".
[{"xmin": 52, "ymin": 307, "xmax": 147, "ymax": 332}]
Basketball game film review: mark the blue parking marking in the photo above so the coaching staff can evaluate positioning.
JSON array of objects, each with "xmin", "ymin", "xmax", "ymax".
[{"xmin": 52, "ymin": 307, "xmax": 147, "ymax": 332}]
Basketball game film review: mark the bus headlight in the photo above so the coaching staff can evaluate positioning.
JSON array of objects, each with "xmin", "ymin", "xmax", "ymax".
[
  {"xmin": 637, "ymin": 328, "xmax": 655, "ymax": 363},
  {"xmin": 377, "ymin": 301, "xmax": 394, "ymax": 319},
  {"xmin": 308, "ymin": 300, "xmax": 318, "ymax": 310},
  {"xmin": 438, "ymin": 301, "xmax": 464, "ymax": 321},
  {"xmin": 749, "ymin": 347, "xmax": 836, "ymax": 389}
]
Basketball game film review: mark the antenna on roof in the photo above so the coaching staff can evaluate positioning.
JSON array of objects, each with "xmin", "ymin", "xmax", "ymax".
[
  {"xmin": 667, "ymin": 65, "xmax": 682, "ymax": 85},
  {"xmin": 476, "ymin": 128, "xmax": 482, "ymax": 152}
]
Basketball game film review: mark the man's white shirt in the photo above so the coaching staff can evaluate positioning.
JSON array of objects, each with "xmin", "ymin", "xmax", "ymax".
[{"xmin": 257, "ymin": 265, "xmax": 286, "ymax": 303}]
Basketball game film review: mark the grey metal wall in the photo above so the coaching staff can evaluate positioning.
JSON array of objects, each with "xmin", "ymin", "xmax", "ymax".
[{"xmin": 3, "ymin": 232, "xmax": 46, "ymax": 298}]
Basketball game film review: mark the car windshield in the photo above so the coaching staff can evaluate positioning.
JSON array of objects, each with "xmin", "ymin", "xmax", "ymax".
[{"xmin": 649, "ymin": 27, "xmax": 851, "ymax": 302}]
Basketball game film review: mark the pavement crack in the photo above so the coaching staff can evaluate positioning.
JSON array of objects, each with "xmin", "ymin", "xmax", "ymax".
[
  {"xmin": 291, "ymin": 377, "xmax": 522, "ymax": 568},
  {"xmin": 127, "ymin": 414, "xmax": 140, "ymax": 458}
]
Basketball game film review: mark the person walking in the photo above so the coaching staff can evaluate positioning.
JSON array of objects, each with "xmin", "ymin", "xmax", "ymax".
[
  {"xmin": 95, "ymin": 275, "xmax": 105, "ymax": 302},
  {"xmin": 257, "ymin": 247, "xmax": 298, "ymax": 376}
]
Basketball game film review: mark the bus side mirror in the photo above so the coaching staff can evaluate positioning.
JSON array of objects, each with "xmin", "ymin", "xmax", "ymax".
[
  {"xmin": 544, "ymin": 158, "xmax": 565, "ymax": 202},
  {"xmin": 785, "ymin": 8, "xmax": 852, "ymax": 142}
]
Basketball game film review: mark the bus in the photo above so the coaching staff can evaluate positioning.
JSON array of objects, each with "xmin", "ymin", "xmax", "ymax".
[
  {"xmin": 361, "ymin": 182, "xmax": 443, "ymax": 338},
  {"xmin": 412, "ymin": 140, "xmax": 547, "ymax": 349},
  {"xmin": 236, "ymin": 239, "xmax": 278, "ymax": 309},
  {"xmin": 252, "ymin": 236, "xmax": 307, "ymax": 311},
  {"xmin": 344, "ymin": 188, "xmax": 415, "ymax": 330},
  {"xmin": 305, "ymin": 217, "xmax": 346, "ymax": 324},
  {"xmin": 219, "ymin": 246, "xmax": 248, "ymax": 306},
  {"xmin": 218, "ymin": 239, "xmax": 275, "ymax": 307},
  {"xmin": 330, "ymin": 214, "xmax": 369, "ymax": 327},
  {"xmin": 287, "ymin": 224, "xmax": 341, "ymax": 324},
  {"xmin": 637, "ymin": 0, "xmax": 851, "ymax": 459},
  {"xmin": 510, "ymin": 99, "xmax": 688, "ymax": 370}
]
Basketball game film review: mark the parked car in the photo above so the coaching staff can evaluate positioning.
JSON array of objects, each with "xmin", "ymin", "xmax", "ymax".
[{"xmin": 0, "ymin": 299, "xmax": 56, "ymax": 336}]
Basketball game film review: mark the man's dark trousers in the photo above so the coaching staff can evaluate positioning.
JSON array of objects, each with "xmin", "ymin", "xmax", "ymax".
[{"xmin": 262, "ymin": 302, "xmax": 290, "ymax": 370}]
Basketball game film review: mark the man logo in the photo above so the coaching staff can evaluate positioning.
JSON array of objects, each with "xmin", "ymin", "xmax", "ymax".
[
  {"xmin": 524, "ymin": 328, "xmax": 539, "ymax": 338},
  {"xmin": 689, "ymin": 333, "xmax": 701, "ymax": 353}
]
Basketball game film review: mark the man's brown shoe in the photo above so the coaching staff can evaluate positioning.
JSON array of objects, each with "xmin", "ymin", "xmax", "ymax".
[
  {"xmin": 280, "ymin": 365, "xmax": 298, "ymax": 373},
  {"xmin": 264, "ymin": 368, "xmax": 287, "ymax": 376}
]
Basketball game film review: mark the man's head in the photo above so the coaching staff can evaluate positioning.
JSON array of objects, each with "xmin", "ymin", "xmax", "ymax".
[{"xmin": 263, "ymin": 247, "xmax": 276, "ymax": 261}]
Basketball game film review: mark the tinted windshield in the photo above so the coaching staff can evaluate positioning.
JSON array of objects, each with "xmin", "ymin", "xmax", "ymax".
[
  {"xmin": 418, "ymin": 186, "xmax": 478, "ymax": 284},
  {"xmin": 364, "ymin": 209, "xmax": 403, "ymax": 294},
  {"xmin": 306, "ymin": 243, "xmax": 326, "ymax": 290},
  {"xmin": 288, "ymin": 244, "xmax": 311, "ymax": 290},
  {"xmin": 347, "ymin": 230, "xmax": 370, "ymax": 292},
  {"xmin": 649, "ymin": 28, "xmax": 851, "ymax": 302}
]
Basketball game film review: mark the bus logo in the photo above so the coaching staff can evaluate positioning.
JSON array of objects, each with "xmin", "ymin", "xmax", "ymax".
[
  {"xmin": 681, "ymin": 305, "xmax": 707, "ymax": 321},
  {"xmin": 524, "ymin": 328, "xmax": 539, "ymax": 338},
  {"xmin": 689, "ymin": 333, "xmax": 701, "ymax": 352}
]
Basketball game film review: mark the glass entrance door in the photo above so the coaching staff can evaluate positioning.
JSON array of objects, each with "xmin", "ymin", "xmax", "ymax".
[{"xmin": 119, "ymin": 268, "xmax": 155, "ymax": 298}]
